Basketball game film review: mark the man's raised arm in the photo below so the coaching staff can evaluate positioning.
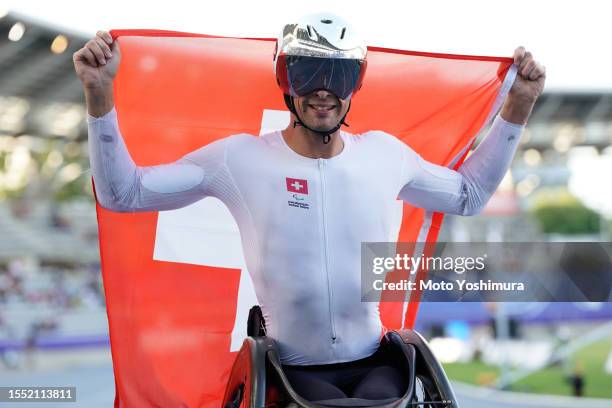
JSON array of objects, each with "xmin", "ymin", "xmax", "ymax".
[
  {"xmin": 74, "ymin": 31, "xmax": 221, "ymax": 212},
  {"xmin": 399, "ymin": 47, "xmax": 545, "ymax": 215}
]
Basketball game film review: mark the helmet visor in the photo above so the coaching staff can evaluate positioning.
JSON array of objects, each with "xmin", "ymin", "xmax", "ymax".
[{"xmin": 276, "ymin": 55, "xmax": 366, "ymax": 100}]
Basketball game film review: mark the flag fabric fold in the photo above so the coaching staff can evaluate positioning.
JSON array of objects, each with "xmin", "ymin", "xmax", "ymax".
[{"xmin": 94, "ymin": 29, "xmax": 514, "ymax": 407}]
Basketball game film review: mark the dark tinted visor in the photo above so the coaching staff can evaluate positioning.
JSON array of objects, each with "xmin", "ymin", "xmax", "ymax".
[{"xmin": 277, "ymin": 55, "xmax": 365, "ymax": 100}]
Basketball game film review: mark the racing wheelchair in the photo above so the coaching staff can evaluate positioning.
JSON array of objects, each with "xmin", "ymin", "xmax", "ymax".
[{"xmin": 222, "ymin": 306, "xmax": 459, "ymax": 408}]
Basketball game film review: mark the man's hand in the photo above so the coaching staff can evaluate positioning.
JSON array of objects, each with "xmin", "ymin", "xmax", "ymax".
[
  {"xmin": 500, "ymin": 47, "xmax": 546, "ymax": 125},
  {"xmin": 73, "ymin": 30, "xmax": 121, "ymax": 89},
  {"xmin": 73, "ymin": 31, "xmax": 120, "ymax": 117},
  {"xmin": 510, "ymin": 46, "xmax": 546, "ymax": 102}
]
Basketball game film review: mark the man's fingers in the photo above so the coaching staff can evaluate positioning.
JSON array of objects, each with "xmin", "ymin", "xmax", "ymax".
[
  {"xmin": 73, "ymin": 47, "xmax": 94, "ymax": 67},
  {"xmin": 86, "ymin": 39, "xmax": 106, "ymax": 65},
  {"xmin": 518, "ymin": 51, "xmax": 532, "ymax": 72},
  {"xmin": 512, "ymin": 47, "xmax": 545, "ymax": 81},
  {"xmin": 529, "ymin": 63, "xmax": 546, "ymax": 80},
  {"xmin": 96, "ymin": 30, "xmax": 113, "ymax": 45},
  {"xmin": 521, "ymin": 59, "xmax": 536, "ymax": 78},
  {"xmin": 95, "ymin": 37, "xmax": 112, "ymax": 58},
  {"xmin": 75, "ymin": 47, "xmax": 98, "ymax": 67},
  {"xmin": 513, "ymin": 46, "xmax": 526, "ymax": 65}
]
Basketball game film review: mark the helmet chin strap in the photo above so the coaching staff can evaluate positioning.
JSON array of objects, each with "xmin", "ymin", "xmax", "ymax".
[{"xmin": 283, "ymin": 94, "xmax": 351, "ymax": 144}]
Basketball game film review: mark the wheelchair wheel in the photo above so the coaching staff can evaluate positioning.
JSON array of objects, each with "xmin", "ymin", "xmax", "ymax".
[{"xmin": 412, "ymin": 374, "xmax": 453, "ymax": 407}]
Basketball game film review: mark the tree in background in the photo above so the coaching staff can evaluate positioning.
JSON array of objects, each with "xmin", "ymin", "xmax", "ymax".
[{"xmin": 529, "ymin": 188, "xmax": 602, "ymax": 235}]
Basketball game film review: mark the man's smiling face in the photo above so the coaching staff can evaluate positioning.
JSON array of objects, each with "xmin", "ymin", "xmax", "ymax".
[{"xmin": 292, "ymin": 89, "xmax": 350, "ymax": 133}]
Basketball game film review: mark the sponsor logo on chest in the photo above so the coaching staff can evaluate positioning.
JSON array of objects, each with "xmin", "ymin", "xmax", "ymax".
[{"xmin": 285, "ymin": 177, "xmax": 310, "ymax": 209}]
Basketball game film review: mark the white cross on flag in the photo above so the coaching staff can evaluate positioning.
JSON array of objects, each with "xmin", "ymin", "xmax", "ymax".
[{"xmin": 286, "ymin": 177, "xmax": 309, "ymax": 194}]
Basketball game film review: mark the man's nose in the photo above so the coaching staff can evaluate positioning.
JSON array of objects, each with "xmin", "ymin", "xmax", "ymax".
[{"xmin": 313, "ymin": 89, "xmax": 332, "ymax": 99}]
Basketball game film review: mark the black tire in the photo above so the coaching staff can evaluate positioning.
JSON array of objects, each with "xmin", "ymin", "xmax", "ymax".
[{"xmin": 412, "ymin": 375, "xmax": 447, "ymax": 407}]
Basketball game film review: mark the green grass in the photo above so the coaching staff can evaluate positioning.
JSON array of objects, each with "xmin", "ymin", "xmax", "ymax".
[
  {"xmin": 442, "ymin": 340, "xmax": 612, "ymax": 399},
  {"xmin": 443, "ymin": 360, "xmax": 499, "ymax": 386}
]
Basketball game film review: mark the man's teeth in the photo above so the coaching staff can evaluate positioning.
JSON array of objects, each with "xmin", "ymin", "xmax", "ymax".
[{"xmin": 310, "ymin": 105, "xmax": 334, "ymax": 111}]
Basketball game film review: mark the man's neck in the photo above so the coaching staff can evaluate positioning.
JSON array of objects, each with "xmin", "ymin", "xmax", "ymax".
[{"xmin": 281, "ymin": 125, "xmax": 344, "ymax": 159}]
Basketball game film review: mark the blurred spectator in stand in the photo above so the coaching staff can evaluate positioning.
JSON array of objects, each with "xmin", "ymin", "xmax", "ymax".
[
  {"xmin": 49, "ymin": 203, "xmax": 71, "ymax": 230},
  {"xmin": 24, "ymin": 318, "xmax": 58, "ymax": 370}
]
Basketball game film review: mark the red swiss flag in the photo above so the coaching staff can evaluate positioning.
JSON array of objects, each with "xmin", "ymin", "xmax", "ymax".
[
  {"xmin": 99, "ymin": 29, "xmax": 514, "ymax": 408},
  {"xmin": 286, "ymin": 177, "xmax": 309, "ymax": 194}
]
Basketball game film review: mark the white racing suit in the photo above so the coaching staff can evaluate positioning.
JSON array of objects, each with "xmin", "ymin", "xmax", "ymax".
[{"xmin": 88, "ymin": 108, "xmax": 523, "ymax": 365}]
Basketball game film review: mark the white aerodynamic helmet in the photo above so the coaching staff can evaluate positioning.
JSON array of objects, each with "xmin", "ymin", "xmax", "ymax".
[{"xmin": 273, "ymin": 13, "xmax": 368, "ymax": 101}]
